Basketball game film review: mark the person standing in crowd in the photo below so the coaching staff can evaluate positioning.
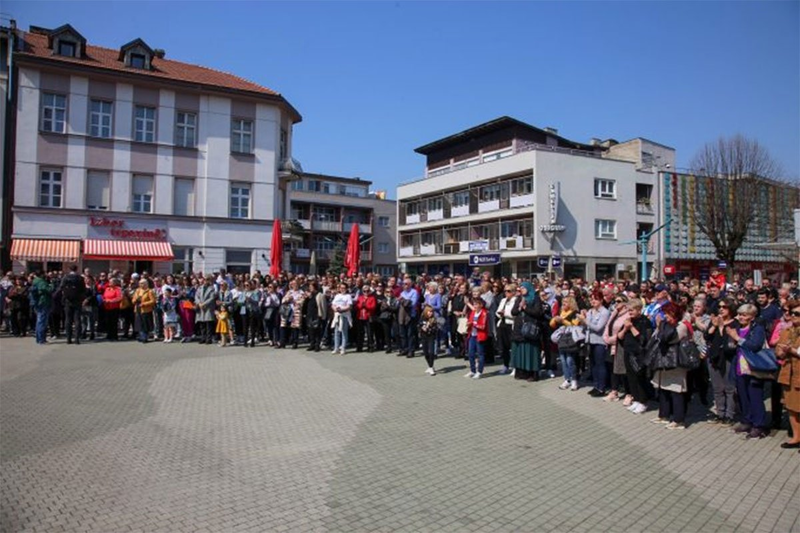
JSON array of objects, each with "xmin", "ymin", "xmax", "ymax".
[
  {"xmin": 687, "ymin": 298, "xmax": 711, "ymax": 406},
  {"xmin": 398, "ymin": 278, "xmax": 419, "ymax": 358},
  {"xmin": 418, "ymin": 304, "xmax": 439, "ymax": 375},
  {"xmin": 581, "ymin": 291, "xmax": 611, "ymax": 397},
  {"xmin": 511, "ymin": 281, "xmax": 544, "ymax": 381},
  {"xmin": 102, "ymin": 278, "xmax": 123, "ymax": 341},
  {"xmin": 331, "ymin": 282, "xmax": 353, "ymax": 355},
  {"xmin": 619, "ymin": 298, "xmax": 652, "ymax": 414},
  {"xmin": 131, "ymin": 278, "xmax": 156, "ymax": 343},
  {"xmin": 215, "ymin": 305, "xmax": 230, "ymax": 347},
  {"xmin": 195, "ymin": 275, "xmax": 217, "ymax": 345},
  {"xmin": 81, "ymin": 275, "xmax": 98, "ymax": 341},
  {"xmin": 243, "ymin": 280, "xmax": 262, "ymax": 348},
  {"xmin": 30, "ymin": 271, "xmax": 53, "ymax": 345},
  {"xmin": 539, "ymin": 287, "xmax": 556, "ymax": 378},
  {"xmin": 305, "ymin": 281, "xmax": 327, "ymax": 352},
  {"xmin": 704, "ymin": 297, "xmax": 740, "ymax": 425},
  {"xmin": 450, "ymin": 283, "xmax": 469, "ymax": 360},
  {"xmin": 162, "ymin": 287, "xmax": 178, "ymax": 343},
  {"xmin": 551, "ymin": 296, "xmax": 582, "ymax": 391},
  {"xmin": 603, "ymin": 294, "xmax": 630, "ymax": 403},
  {"xmin": 59, "ymin": 265, "xmax": 85, "ymax": 345},
  {"xmin": 372, "ymin": 285, "xmax": 388, "ymax": 352},
  {"xmin": 279, "ymin": 280, "xmax": 305, "ymax": 349},
  {"xmin": 650, "ymin": 303, "xmax": 690, "ymax": 430},
  {"xmin": 495, "ymin": 283, "xmax": 518, "ymax": 375},
  {"xmin": 776, "ymin": 299, "xmax": 800, "ymax": 450},
  {"xmin": 262, "ymin": 283, "xmax": 281, "ymax": 347},
  {"xmin": 466, "ymin": 296, "xmax": 488, "ymax": 379},
  {"xmin": 7, "ymin": 276, "xmax": 30, "ymax": 337},
  {"xmin": 179, "ymin": 277, "xmax": 197, "ymax": 343},
  {"xmin": 728, "ymin": 303, "xmax": 770, "ymax": 439},
  {"xmin": 354, "ymin": 285, "xmax": 377, "ymax": 352}
]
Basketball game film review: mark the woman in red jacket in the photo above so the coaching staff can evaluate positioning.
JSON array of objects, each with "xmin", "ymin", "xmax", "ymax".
[
  {"xmin": 354, "ymin": 285, "xmax": 377, "ymax": 352},
  {"xmin": 466, "ymin": 297, "xmax": 489, "ymax": 379},
  {"xmin": 102, "ymin": 278, "xmax": 123, "ymax": 341}
]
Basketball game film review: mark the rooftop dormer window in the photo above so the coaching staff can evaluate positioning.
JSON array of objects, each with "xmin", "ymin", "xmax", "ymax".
[
  {"xmin": 119, "ymin": 38, "xmax": 155, "ymax": 71},
  {"xmin": 129, "ymin": 53, "xmax": 146, "ymax": 69},
  {"xmin": 57, "ymin": 40, "xmax": 76, "ymax": 57}
]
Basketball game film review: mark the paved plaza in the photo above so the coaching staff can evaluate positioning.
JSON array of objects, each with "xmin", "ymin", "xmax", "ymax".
[{"xmin": 1, "ymin": 337, "xmax": 799, "ymax": 533}]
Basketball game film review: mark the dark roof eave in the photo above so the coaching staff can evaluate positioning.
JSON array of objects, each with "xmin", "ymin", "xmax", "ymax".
[
  {"xmin": 414, "ymin": 115, "xmax": 600, "ymax": 155},
  {"xmin": 15, "ymin": 53, "xmax": 303, "ymax": 123}
]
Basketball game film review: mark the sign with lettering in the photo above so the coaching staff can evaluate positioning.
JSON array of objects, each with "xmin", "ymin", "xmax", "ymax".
[
  {"xmin": 88, "ymin": 216, "xmax": 167, "ymax": 241},
  {"xmin": 539, "ymin": 182, "xmax": 566, "ymax": 233},
  {"xmin": 551, "ymin": 256, "xmax": 562, "ymax": 268},
  {"xmin": 469, "ymin": 253, "xmax": 501, "ymax": 266},
  {"xmin": 469, "ymin": 240, "xmax": 489, "ymax": 252},
  {"xmin": 537, "ymin": 256, "xmax": 550, "ymax": 269}
]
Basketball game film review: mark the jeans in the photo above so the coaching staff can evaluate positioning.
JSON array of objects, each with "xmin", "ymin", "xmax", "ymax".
[
  {"xmin": 399, "ymin": 317, "xmax": 418, "ymax": 356},
  {"xmin": 421, "ymin": 334, "xmax": 437, "ymax": 368},
  {"xmin": 82, "ymin": 306, "xmax": 98, "ymax": 338},
  {"xmin": 590, "ymin": 344, "xmax": 608, "ymax": 391},
  {"xmin": 468, "ymin": 336, "xmax": 485, "ymax": 374},
  {"xmin": 35, "ymin": 306, "xmax": 51, "ymax": 344},
  {"xmin": 658, "ymin": 388, "xmax": 686, "ymax": 424},
  {"xmin": 64, "ymin": 301, "xmax": 82, "ymax": 342},
  {"xmin": 334, "ymin": 323, "xmax": 349, "ymax": 352},
  {"xmin": 560, "ymin": 352, "xmax": 577, "ymax": 381},
  {"xmin": 737, "ymin": 373, "xmax": 766, "ymax": 428},
  {"xmin": 709, "ymin": 359, "xmax": 737, "ymax": 420}
]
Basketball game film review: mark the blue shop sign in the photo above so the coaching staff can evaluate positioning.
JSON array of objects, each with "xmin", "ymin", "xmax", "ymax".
[{"xmin": 469, "ymin": 253, "xmax": 501, "ymax": 266}]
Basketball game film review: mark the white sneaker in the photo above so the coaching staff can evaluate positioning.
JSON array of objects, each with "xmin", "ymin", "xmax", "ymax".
[
  {"xmin": 332, "ymin": 350, "xmax": 338, "ymax": 354},
  {"xmin": 570, "ymin": 380, "xmax": 578, "ymax": 391},
  {"xmin": 510, "ymin": 369, "xmax": 516, "ymax": 377},
  {"xmin": 339, "ymin": 349, "xmax": 345, "ymax": 355},
  {"xmin": 497, "ymin": 366, "xmax": 509, "ymax": 375},
  {"xmin": 465, "ymin": 372, "xmax": 475, "ymax": 378},
  {"xmin": 429, "ymin": 368, "xmax": 436, "ymax": 376},
  {"xmin": 628, "ymin": 402, "xmax": 639, "ymax": 412},
  {"xmin": 633, "ymin": 403, "xmax": 647, "ymax": 415},
  {"xmin": 425, "ymin": 367, "xmax": 433, "ymax": 375},
  {"xmin": 472, "ymin": 372, "xmax": 482, "ymax": 379},
  {"xmin": 559, "ymin": 380, "xmax": 570, "ymax": 390},
  {"xmin": 549, "ymin": 371, "xmax": 556, "ymax": 379}
]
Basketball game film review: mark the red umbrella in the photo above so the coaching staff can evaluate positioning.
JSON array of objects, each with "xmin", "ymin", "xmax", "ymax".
[
  {"xmin": 270, "ymin": 219, "xmax": 282, "ymax": 277},
  {"xmin": 344, "ymin": 223, "xmax": 360, "ymax": 277}
]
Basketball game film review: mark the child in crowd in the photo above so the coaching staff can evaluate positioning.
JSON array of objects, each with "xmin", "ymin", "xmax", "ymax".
[
  {"xmin": 466, "ymin": 297, "xmax": 488, "ymax": 379},
  {"xmin": 418, "ymin": 304, "xmax": 439, "ymax": 375},
  {"xmin": 162, "ymin": 287, "xmax": 178, "ymax": 343},
  {"xmin": 215, "ymin": 305, "xmax": 230, "ymax": 347}
]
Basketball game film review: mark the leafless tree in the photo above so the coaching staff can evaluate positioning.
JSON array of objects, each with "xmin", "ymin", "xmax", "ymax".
[{"xmin": 689, "ymin": 134, "xmax": 793, "ymax": 268}]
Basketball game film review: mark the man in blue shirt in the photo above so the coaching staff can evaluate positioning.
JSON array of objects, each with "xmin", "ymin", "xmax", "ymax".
[
  {"xmin": 398, "ymin": 278, "xmax": 419, "ymax": 358},
  {"xmin": 644, "ymin": 284, "xmax": 670, "ymax": 326}
]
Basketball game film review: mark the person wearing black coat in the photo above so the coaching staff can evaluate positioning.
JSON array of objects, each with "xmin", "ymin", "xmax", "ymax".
[
  {"xmin": 618, "ymin": 298, "xmax": 653, "ymax": 414},
  {"xmin": 704, "ymin": 297, "xmax": 740, "ymax": 425}
]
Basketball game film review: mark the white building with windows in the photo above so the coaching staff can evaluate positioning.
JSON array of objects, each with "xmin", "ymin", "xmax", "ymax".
[
  {"xmin": 9, "ymin": 23, "xmax": 301, "ymax": 275},
  {"xmin": 397, "ymin": 117, "xmax": 673, "ymax": 281}
]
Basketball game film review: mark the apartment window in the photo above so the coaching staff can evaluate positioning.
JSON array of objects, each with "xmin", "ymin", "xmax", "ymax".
[
  {"xmin": 291, "ymin": 180, "xmax": 304, "ymax": 191},
  {"xmin": 231, "ymin": 119, "xmax": 253, "ymax": 154},
  {"xmin": 313, "ymin": 206, "xmax": 336, "ymax": 222},
  {"xmin": 378, "ymin": 242, "xmax": 390, "ymax": 254},
  {"xmin": 451, "ymin": 191, "xmax": 470, "ymax": 207},
  {"xmin": 171, "ymin": 247, "xmax": 194, "ymax": 275},
  {"xmin": 173, "ymin": 178, "xmax": 195, "ymax": 216},
  {"xmin": 595, "ymin": 219, "xmax": 617, "ymax": 239},
  {"xmin": 500, "ymin": 221, "xmax": 520, "ymax": 238},
  {"xmin": 428, "ymin": 197, "xmax": 443, "ymax": 212},
  {"xmin": 280, "ymin": 128, "xmax": 288, "ymax": 161},
  {"xmin": 89, "ymin": 100, "xmax": 113, "ymax": 138},
  {"xmin": 57, "ymin": 40, "xmax": 76, "ymax": 57},
  {"xmin": 340, "ymin": 185, "xmax": 366, "ymax": 197},
  {"xmin": 314, "ymin": 236, "xmax": 336, "ymax": 251},
  {"xmin": 39, "ymin": 169, "xmax": 63, "ymax": 208},
  {"xmin": 406, "ymin": 202, "xmax": 419, "ymax": 215},
  {"xmin": 482, "ymin": 149, "xmax": 513, "ymax": 163},
  {"xmin": 132, "ymin": 175, "xmax": 154, "ymax": 213},
  {"xmin": 230, "ymin": 183, "xmax": 250, "ymax": 219},
  {"xmin": 511, "ymin": 176, "xmax": 533, "ymax": 196},
  {"xmin": 307, "ymin": 180, "xmax": 332, "ymax": 194},
  {"xmin": 134, "ymin": 106, "xmax": 156, "ymax": 143},
  {"xmin": 378, "ymin": 216, "xmax": 390, "ymax": 227},
  {"xmin": 226, "ymin": 249, "xmax": 252, "ymax": 275},
  {"xmin": 175, "ymin": 112, "xmax": 197, "ymax": 148},
  {"xmin": 594, "ymin": 178, "xmax": 616, "ymax": 199},
  {"xmin": 86, "ymin": 171, "xmax": 110, "ymax": 210},
  {"xmin": 480, "ymin": 184, "xmax": 501, "ymax": 202},
  {"xmin": 130, "ymin": 53, "xmax": 146, "ymax": 69},
  {"xmin": 41, "ymin": 93, "xmax": 67, "ymax": 133}
]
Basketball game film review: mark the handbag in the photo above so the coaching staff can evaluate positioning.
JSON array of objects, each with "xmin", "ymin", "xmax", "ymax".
[
  {"xmin": 457, "ymin": 316, "xmax": 469, "ymax": 335},
  {"xmin": 677, "ymin": 337, "xmax": 702, "ymax": 370},
  {"xmin": 741, "ymin": 346, "xmax": 779, "ymax": 373},
  {"xmin": 279, "ymin": 303, "xmax": 293, "ymax": 321},
  {"xmin": 557, "ymin": 329, "xmax": 583, "ymax": 353},
  {"xmin": 519, "ymin": 320, "xmax": 541, "ymax": 342}
]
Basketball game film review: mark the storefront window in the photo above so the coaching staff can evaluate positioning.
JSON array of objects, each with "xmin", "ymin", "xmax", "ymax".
[
  {"xmin": 226, "ymin": 249, "xmax": 252, "ymax": 275},
  {"xmin": 172, "ymin": 247, "xmax": 194, "ymax": 275}
]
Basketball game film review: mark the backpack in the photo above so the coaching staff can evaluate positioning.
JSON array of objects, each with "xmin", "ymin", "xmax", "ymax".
[{"xmin": 61, "ymin": 274, "xmax": 83, "ymax": 302}]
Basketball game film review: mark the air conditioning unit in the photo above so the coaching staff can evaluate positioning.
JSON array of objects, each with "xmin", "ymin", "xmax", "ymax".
[{"xmin": 505, "ymin": 238, "xmax": 517, "ymax": 249}]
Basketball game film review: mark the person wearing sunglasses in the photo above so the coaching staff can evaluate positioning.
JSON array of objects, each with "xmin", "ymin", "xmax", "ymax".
[
  {"xmin": 726, "ymin": 304, "xmax": 769, "ymax": 439},
  {"xmin": 775, "ymin": 300, "xmax": 800, "ymax": 451},
  {"xmin": 705, "ymin": 298, "xmax": 741, "ymax": 425}
]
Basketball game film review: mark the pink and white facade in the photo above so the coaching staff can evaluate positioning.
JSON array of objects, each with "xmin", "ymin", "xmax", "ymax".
[{"xmin": 10, "ymin": 24, "xmax": 301, "ymax": 275}]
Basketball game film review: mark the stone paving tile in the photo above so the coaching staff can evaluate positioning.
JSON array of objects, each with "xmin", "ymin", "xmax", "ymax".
[{"xmin": 1, "ymin": 338, "xmax": 799, "ymax": 532}]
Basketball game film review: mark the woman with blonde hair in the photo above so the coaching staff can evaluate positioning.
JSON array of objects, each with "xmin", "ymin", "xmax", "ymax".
[{"xmin": 551, "ymin": 296, "xmax": 582, "ymax": 391}]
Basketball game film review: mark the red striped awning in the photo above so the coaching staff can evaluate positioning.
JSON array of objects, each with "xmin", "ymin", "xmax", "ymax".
[
  {"xmin": 10, "ymin": 239, "xmax": 81, "ymax": 262},
  {"xmin": 83, "ymin": 239, "xmax": 174, "ymax": 261}
]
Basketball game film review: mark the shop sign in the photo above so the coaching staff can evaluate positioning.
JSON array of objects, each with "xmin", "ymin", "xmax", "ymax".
[
  {"xmin": 664, "ymin": 265, "xmax": 677, "ymax": 275},
  {"xmin": 552, "ymin": 256, "xmax": 562, "ymax": 267},
  {"xmin": 717, "ymin": 261, "xmax": 727, "ymax": 269},
  {"xmin": 89, "ymin": 216, "xmax": 168, "ymax": 241},
  {"xmin": 539, "ymin": 183, "xmax": 566, "ymax": 233},
  {"xmin": 469, "ymin": 253, "xmax": 501, "ymax": 266},
  {"xmin": 469, "ymin": 240, "xmax": 489, "ymax": 252},
  {"xmin": 537, "ymin": 256, "xmax": 550, "ymax": 269}
]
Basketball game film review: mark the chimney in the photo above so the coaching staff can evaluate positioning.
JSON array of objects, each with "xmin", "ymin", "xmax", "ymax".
[
  {"xmin": 153, "ymin": 48, "xmax": 166, "ymax": 59},
  {"xmin": 544, "ymin": 127, "xmax": 558, "ymax": 135}
]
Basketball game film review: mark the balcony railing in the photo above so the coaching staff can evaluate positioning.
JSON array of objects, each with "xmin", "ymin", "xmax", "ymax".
[
  {"xmin": 293, "ymin": 248, "xmax": 311, "ymax": 259},
  {"xmin": 636, "ymin": 201, "xmax": 654, "ymax": 215},
  {"xmin": 312, "ymin": 220, "xmax": 341, "ymax": 232},
  {"xmin": 343, "ymin": 222, "xmax": 372, "ymax": 234}
]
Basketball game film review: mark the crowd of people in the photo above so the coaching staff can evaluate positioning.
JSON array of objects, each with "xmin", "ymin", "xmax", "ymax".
[{"xmin": 1, "ymin": 265, "xmax": 799, "ymax": 451}]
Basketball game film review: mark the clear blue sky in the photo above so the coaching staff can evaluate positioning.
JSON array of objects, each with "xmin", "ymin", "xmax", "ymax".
[{"xmin": 5, "ymin": 1, "xmax": 799, "ymax": 197}]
